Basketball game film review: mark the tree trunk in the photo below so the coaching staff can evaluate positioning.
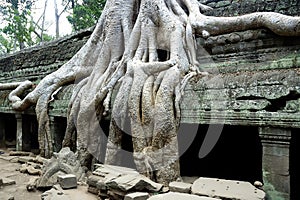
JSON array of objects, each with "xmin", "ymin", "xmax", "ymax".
[
  {"xmin": 54, "ymin": 0, "xmax": 60, "ymax": 38},
  {"xmin": 8, "ymin": 0, "xmax": 300, "ymax": 185}
]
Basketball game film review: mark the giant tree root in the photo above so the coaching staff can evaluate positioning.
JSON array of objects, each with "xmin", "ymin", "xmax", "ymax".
[{"xmin": 8, "ymin": 0, "xmax": 300, "ymax": 185}]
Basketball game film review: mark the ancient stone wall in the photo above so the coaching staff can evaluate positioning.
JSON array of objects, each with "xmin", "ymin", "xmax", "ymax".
[
  {"xmin": 0, "ymin": 28, "xmax": 92, "ymax": 84},
  {"xmin": 199, "ymin": 0, "xmax": 300, "ymax": 17}
]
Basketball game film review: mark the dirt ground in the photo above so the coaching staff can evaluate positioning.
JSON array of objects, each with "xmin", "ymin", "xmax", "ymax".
[{"xmin": 0, "ymin": 149, "xmax": 98, "ymax": 200}]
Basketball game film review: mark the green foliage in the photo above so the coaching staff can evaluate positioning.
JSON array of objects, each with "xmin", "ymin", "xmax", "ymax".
[
  {"xmin": 0, "ymin": 34, "xmax": 13, "ymax": 54},
  {"xmin": 0, "ymin": 0, "xmax": 36, "ymax": 53},
  {"xmin": 67, "ymin": 0, "xmax": 106, "ymax": 31},
  {"xmin": 35, "ymin": 33, "xmax": 55, "ymax": 43}
]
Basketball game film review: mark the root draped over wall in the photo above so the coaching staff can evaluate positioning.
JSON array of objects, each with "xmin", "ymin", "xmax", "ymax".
[{"xmin": 6, "ymin": 0, "xmax": 300, "ymax": 185}]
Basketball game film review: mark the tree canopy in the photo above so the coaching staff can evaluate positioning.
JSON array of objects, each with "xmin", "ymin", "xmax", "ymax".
[
  {"xmin": 66, "ymin": 0, "xmax": 106, "ymax": 31},
  {"xmin": 0, "ymin": 0, "xmax": 35, "ymax": 53}
]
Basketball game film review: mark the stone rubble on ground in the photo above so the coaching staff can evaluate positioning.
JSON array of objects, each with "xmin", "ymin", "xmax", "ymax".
[
  {"xmin": 87, "ymin": 164, "xmax": 266, "ymax": 200},
  {"xmin": 87, "ymin": 164, "xmax": 163, "ymax": 200},
  {"xmin": 1, "ymin": 150, "xmax": 267, "ymax": 200}
]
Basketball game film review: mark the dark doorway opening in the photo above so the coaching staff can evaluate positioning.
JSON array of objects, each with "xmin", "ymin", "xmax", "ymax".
[
  {"xmin": 22, "ymin": 115, "xmax": 39, "ymax": 152},
  {"xmin": 178, "ymin": 124, "xmax": 262, "ymax": 184},
  {"xmin": 1, "ymin": 114, "xmax": 17, "ymax": 149},
  {"xmin": 52, "ymin": 116, "xmax": 67, "ymax": 152},
  {"xmin": 290, "ymin": 129, "xmax": 300, "ymax": 200}
]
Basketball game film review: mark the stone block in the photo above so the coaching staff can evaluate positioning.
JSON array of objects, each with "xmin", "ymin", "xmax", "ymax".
[
  {"xmin": 1, "ymin": 177, "xmax": 16, "ymax": 186},
  {"xmin": 124, "ymin": 192, "xmax": 150, "ymax": 200},
  {"xmin": 169, "ymin": 181, "xmax": 192, "ymax": 193},
  {"xmin": 191, "ymin": 177, "xmax": 265, "ymax": 200},
  {"xmin": 18, "ymin": 156, "xmax": 35, "ymax": 163},
  {"xmin": 57, "ymin": 174, "xmax": 77, "ymax": 189},
  {"xmin": 148, "ymin": 192, "xmax": 218, "ymax": 200}
]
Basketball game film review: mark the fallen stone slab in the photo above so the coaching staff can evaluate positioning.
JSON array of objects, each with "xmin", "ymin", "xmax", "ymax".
[
  {"xmin": 106, "ymin": 173, "xmax": 163, "ymax": 192},
  {"xmin": 0, "ymin": 177, "xmax": 16, "ymax": 186},
  {"xmin": 93, "ymin": 164, "xmax": 138, "ymax": 178},
  {"xmin": 124, "ymin": 192, "xmax": 150, "ymax": 200},
  {"xmin": 18, "ymin": 156, "xmax": 35, "ymax": 163},
  {"xmin": 57, "ymin": 174, "xmax": 77, "ymax": 189},
  {"xmin": 169, "ymin": 181, "xmax": 192, "ymax": 193},
  {"xmin": 191, "ymin": 177, "xmax": 266, "ymax": 200},
  {"xmin": 148, "ymin": 192, "xmax": 219, "ymax": 200},
  {"xmin": 9, "ymin": 151, "xmax": 31, "ymax": 156}
]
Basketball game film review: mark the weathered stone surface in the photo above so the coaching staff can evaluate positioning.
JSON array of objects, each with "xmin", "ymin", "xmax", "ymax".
[
  {"xmin": 0, "ymin": 177, "xmax": 16, "ymax": 186},
  {"xmin": 191, "ymin": 177, "xmax": 265, "ymax": 200},
  {"xmin": 18, "ymin": 156, "xmax": 35, "ymax": 163},
  {"xmin": 106, "ymin": 174, "xmax": 163, "ymax": 192},
  {"xmin": 36, "ymin": 155, "xmax": 49, "ymax": 164},
  {"xmin": 26, "ymin": 177, "xmax": 39, "ymax": 191},
  {"xmin": 57, "ymin": 174, "xmax": 77, "ymax": 189},
  {"xmin": 19, "ymin": 162, "xmax": 42, "ymax": 175},
  {"xmin": 169, "ymin": 181, "xmax": 192, "ymax": 193},
  {"xmin": 9, "ymin": 151, "xmax": 31, "ymax": 156},
  {"xmin": 124, "ymin": 192, "xmax": 150, "ymax": 200},
  {"xmin": 41, "ymin": 187, "xmax": 68, "ymax": 200},
  {"xmin": 148, "ymin": 192, "xmax": 218, "ymax": 200},
  {"xmin": 199, "ymin": 0, "xmax": 300, "ymax": 17}
]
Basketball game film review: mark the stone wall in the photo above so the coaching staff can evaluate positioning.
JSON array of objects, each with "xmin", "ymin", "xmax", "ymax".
[
  {"xmin": 0, "ymin": 28, "xmax": 92, "ymax": 84},
  {"xmin": 199, "ymin": 0, "xmax": 300, "ymax": 16}
]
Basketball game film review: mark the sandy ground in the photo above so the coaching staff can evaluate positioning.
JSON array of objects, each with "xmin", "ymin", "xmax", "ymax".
[{"xmin": 0, "ymin": 150, "xmax": 98, "ymax": 200}]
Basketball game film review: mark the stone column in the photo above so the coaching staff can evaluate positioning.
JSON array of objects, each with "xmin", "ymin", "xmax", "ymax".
[
  {"xmin": 259, "ymin": 127, "xmax": 291, "ymax": 200},
  {"xmin": 15, "ymin": 114, "xmax": 23, "ymax": 151}
]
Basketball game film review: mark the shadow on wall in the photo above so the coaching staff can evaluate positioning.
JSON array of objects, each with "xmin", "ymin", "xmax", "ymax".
[{"xmin": 178, "ymin": 124, "xmax": 262, "ymax": 184}]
